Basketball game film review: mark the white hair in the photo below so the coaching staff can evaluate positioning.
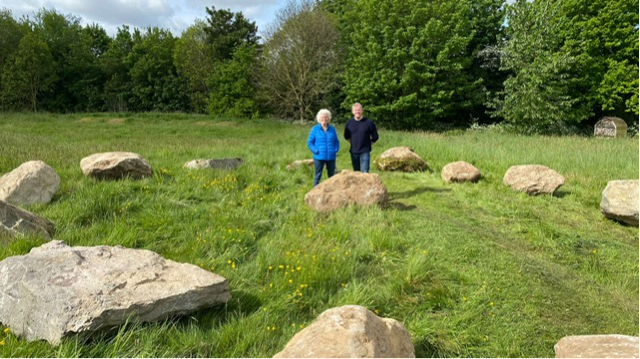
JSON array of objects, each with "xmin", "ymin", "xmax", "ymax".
[
  {"xmin": 352, "ymin": 102, "xmax": 363, "ymax": 109},
  {"xmin": 316, "ymin": 109, "xmax": 332, "ymax": 122}
]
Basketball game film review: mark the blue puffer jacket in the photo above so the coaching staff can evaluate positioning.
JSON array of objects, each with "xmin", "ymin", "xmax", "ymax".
[{"xmin": 307, "ymin": 124, "xmax": 340, "ymax": 161}]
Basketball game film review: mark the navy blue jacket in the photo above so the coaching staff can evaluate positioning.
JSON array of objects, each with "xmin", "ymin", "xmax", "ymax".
[
  {"xmin": 308, "ymin": 124, "xmax": 340, "ymax": 161},
  {"xmin": 344, "ymin": 117, "xmax": 379, "ymax": 154}
]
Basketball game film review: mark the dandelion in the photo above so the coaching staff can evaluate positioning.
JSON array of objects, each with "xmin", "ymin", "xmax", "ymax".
[
  {"xmin": 278, "ymin": 265, "xmax": 284, "ymax": 269},
  {"xmin": 4, "ymin": 328, "xmax": 10, "ymax": 333},
  {"xmin": 374, "ymin": 309, "xmax": 379, "ymax": 314},
  {"xmin": 489, "ymin": 302, "xmax": 494, "ymax": 306},
  {"xmin": 341, "ymin": 283, "xmax": 346, "ymax": 287},
  {"xmin": 288, "ymin": 279, "xmax": 293, "ymax": 284},
  {"xmin": 0, "ymin": 340, "xmax": 4, "ymax": 345},
  {"xmin": 231, "ymin": 262, "xmax": 236, "ymax": 269},
  {"xmin": 269, "ymin": 283, "xmax": 273, "ymax": 288},
  {"xmin": 296, "ymin": 266, "xmax": 302, "ymax": 271},
  {"xmin": 592, "ymin": 249, "xmax": 597, "ymax": 254},
  {"xmin": 463, "ymin": 297, "xmax": 468, "ymax": 301},
  {"xmin": 268, "ymin": 266, "xmax": 273, "ymax": 270},
  {"xmin": 422, "ymin": 250, "xmax": 427, "ymax": 254}
]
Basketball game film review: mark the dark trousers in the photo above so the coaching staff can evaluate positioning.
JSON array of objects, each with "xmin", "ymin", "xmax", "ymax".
[
  {"xmin": 350, "ymin": 152, "xmax": 371, "ymax": 173},
  {"xmin": 313, "ymin": 159, "xmax": 336, "ymax": 186}
]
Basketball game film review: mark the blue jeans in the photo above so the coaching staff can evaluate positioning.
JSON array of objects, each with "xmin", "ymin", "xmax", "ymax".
[
  {"xmin": 350, "ymin": 152, "xmax": 371, "ymax": 173},
  {"xmin": 313, "ymin": 159, "xmax": 336, "ymax": 186}
]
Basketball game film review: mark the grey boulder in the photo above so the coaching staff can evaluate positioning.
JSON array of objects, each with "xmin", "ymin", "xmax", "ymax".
[
  {"xmin": 600, "ymin": 180, "xmax": 639, "ymax": 226},
  {"xmin": 274, "ymin": 305, "xmax": 415, "ymax": 358},
  {"xmin": 0, "ymin": 160, "xmax": 60, "ymax": 205},
  {"xmin": 554, "ymin": 334, "xmax": 639, "ymax": 358},
  {"xmin": 503, "ymin": 165, "xmax": 565, "ymax": 195},
  {"xmin": 80, "ymin": 152, "xmax": 152, "ymax": 180},
  {"xmin": 0, "ymin": 200, "xmax": 54, "ymax": 238},
  {"xmin": 0, "ymin": 240, "xmax": 231, "ymax": 344}
]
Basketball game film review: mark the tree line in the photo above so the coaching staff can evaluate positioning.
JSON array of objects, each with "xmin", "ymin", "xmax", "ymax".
[{"xmin": 0, "ymin": 0, "xmax": 637, "ymax": 132}]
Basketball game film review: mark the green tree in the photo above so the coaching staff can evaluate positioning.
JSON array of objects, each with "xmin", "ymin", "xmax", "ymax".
[
  {"xmin": 202, "ymin": 6, "xmax": 260, "ymax": 117},
  {"xmin": 491, "ymin": 0, "xmax": 591, "ymax": 130},
  {"xmin": 102, "ymin": 26, "xmax": 135, "ymax": 112},
  {"xmin": 174, "ymin": 20, "xmax": 213, "ymax": 113},
  {"xmin": 2, "ymin": 32, "xmax": 57, "ymax": 111},
  {"xmin": 0, "ymin": 9, "xmax": 28, "ymax": 110},
  {"xmin": 492, "ymin": 0, "xmax": 638, "ymax": 131},
  {"xmin": 258, "ymin": 0, "xmax": 342, "ymax": 120},
  {"xmin": 342, "ymin": 0, "xmax": 480, "ymax": 129},
  {"xmin": 204, "ymin": 6, "xmax": 259, "ymax": 61},
  {"xmin": 208, "ymin": 43, "xmax": 259, "ymax": 117},
  {"xmin": 126, "ymin": 27, "xmax": 188, "ymax": 112}
]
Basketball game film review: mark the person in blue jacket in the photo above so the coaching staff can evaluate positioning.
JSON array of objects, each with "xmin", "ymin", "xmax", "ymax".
[{"xmin": 307, "ymin": 109, "xmax": 340, "ymax": 186}]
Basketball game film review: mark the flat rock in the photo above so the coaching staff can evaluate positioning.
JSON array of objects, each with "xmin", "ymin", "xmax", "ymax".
[
  {"xmin": 0, "ymin": 200, "xmax": 54, "ymax": 239},
  {"xmin": 503, "ymin": 165, "xmax": 565, "ymax": 195},
  {"xmin": 375, "ymin": 146, "xmax": 428, "ymax": 172},
  {"xmin": 286, "ymin": 159, "xmax": 314, "ymax": 170},
  {"xmin": 0, "ymin": 240, "xmax": 231, "ymax": 344},
  {"xmin": 555, "ymin": 335, "xmax": 639, "ymax": 358},
  {"xmin": 441, "ymin": 161, "xmax": 481, "ymax": 183},
  {"xmin": 184, "ymin": 158, "xmax": 243, "ymax": 170},
  {"xmin": 80, "ymin": 152, "xmax": 152, "ymax": 180},
  {"xmin": 600, "ymin": 180, "xmax": 639, "ymax": 226},
  {"xmin": 304, "ymin": 170, "xmax": 387, "ymax": 212},
  {"xmin": 274, "ymin": 305, "xmax": 415, "ymax": 358},
  {"xmin": 0, "ymin": 160, "xmax": 60, "ymax": 205}
]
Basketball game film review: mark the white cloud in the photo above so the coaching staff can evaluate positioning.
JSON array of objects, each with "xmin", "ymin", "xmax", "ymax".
[{"xmin": 0, "ymin": 0, "xmax": 286, "ymax": 37}]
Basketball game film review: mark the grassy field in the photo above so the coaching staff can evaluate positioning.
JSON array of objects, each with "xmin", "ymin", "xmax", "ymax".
[{"xmin": 0, "ymin": 112, "xmax": 637, "ymax": 357}]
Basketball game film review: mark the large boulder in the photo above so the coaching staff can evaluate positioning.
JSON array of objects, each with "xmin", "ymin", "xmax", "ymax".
[
  {"xmin": 0, "ymin": 240, "xmax": 231, "ymax": 344},
  {"xmin": 441, "ymin": 161, "xmax": 481, "ymax": 183},
  {"xmin": 503, "ymin": 165, "xmax": 565, "ymax": 195},
  {"xmin": 0, "ymin": 200, "xmax": 54, "ymax": 239},
  {"xmin": 286, "ymin": 159, "xmax": 314, "ymax": 170},
  {"xmin": 0, "ymin": 160, "xmax": 60, "ymax": 205},
  {"xmin": 184, "ymin": 158, "xmax": 243, "ymax": 170},
  {"xmin": 274, "ymin": 305, "xmax": 415, "ymax": 358},
  {"xmin": 304, "ymin": 170, "xmax": 387, "ymax": 212},
  {"xmin": 80, "ymin": 152, "xmax": 152, "ymax": 180},
  {"xmin": 600, "ymin": 180, "xmax": 639, "ymax": 226},
  {"xmin": 375, "ymin": 147, "xmax": 428, "ymax": 172},
  {"xmin": 554, "ymin": 335, "xmax": 639, "ymax": 358}
]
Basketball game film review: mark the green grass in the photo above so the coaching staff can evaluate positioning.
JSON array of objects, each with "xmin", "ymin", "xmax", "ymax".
[{"xmin": 0, "ymin": 112, "xmax": 637, "ymax": 357}]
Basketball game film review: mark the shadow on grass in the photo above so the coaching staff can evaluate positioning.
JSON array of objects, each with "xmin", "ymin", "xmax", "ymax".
[
  {"xmin": 388, "ymin": 187, "xmax": 452, "ymax": 200},
  {"xmin": 387, "ymin": 201, "xmax": 417, "ymax": 211},
  {"xmin": 553, "ymin": 189, "xmax": 571, "ymax": 198},
  {"xmin": 413, "ymin": 337, "xmax": 446, "ymax": 358},
  {"xmin": 181, "ymin": 290, "xmax": 263, "ymax": 329}
]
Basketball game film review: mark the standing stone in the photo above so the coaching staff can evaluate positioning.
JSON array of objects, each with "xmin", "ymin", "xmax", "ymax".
[
  {"xmin": 0, "ymin": 160, "xmax": 60, "ymax": 205},
  {"xmin": 80, "ymin": 152, "xmax": 152, "ymax": 180},
  {"xmin": 0, "ymin": 240, "xmax": 231, "ymax": 344},
  {"xmin": 274, "ymin": 305, "xmax": 415, "ymax": 358},
  {"xmin": 304, "ymin": 170, "xmax": 387, "ymax": 212},
  {"xmin": 375, "ymin": 147, "xmax": 428, "ymax": 172},
  {"xmin": 600, "ymin": 180, "xmax": 639, "ymax": 226},
  {"xmin": 184, "ymin": 158, "xmax": 243, "ymax": 170},
  {"xmin": 441, "ymin": 161, "xmax": 481, "ymax": 183},
  {"xmin": 554, "ymin": 335, "xmax": 639, "ymax": 358},
  {"xmin": 503, "ymin": 165, "xmax": 565, "ymax": 195},
  {"xmin": 0, "ymin": 200, "xmax": 54, "ymax": 238}
]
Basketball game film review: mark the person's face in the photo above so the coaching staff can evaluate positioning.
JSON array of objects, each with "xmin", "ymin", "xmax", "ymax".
[
  {"xmin": 320, "ymin": 113, "xmax": 330, "ymax": 126},
  {"xmin": 352, "ymin": 105, "xmax": 363, "ymax": 119}
]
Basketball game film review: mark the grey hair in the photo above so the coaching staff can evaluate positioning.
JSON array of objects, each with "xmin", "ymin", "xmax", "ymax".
[
  {"xmin": 352, "ymin": 102, "xmax": 363, "ymax": 109},
  {"xmin": 316, "ymin": 109, "xmax": 332, "ymax": 122}
]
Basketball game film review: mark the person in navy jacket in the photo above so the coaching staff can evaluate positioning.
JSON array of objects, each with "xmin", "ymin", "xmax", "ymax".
[
  {"xmin": 344, "ymin": 102, "xmax": 378, "ymax": 173},
  {"xmin": 307, "ymin": 109, "xmax": 340, "ymax": 186}
]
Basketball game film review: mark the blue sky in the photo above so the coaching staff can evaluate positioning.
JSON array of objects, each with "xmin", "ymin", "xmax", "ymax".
[{"xmin": 0, "ymin": 0, "xmax": 288, "ymax": 37}]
